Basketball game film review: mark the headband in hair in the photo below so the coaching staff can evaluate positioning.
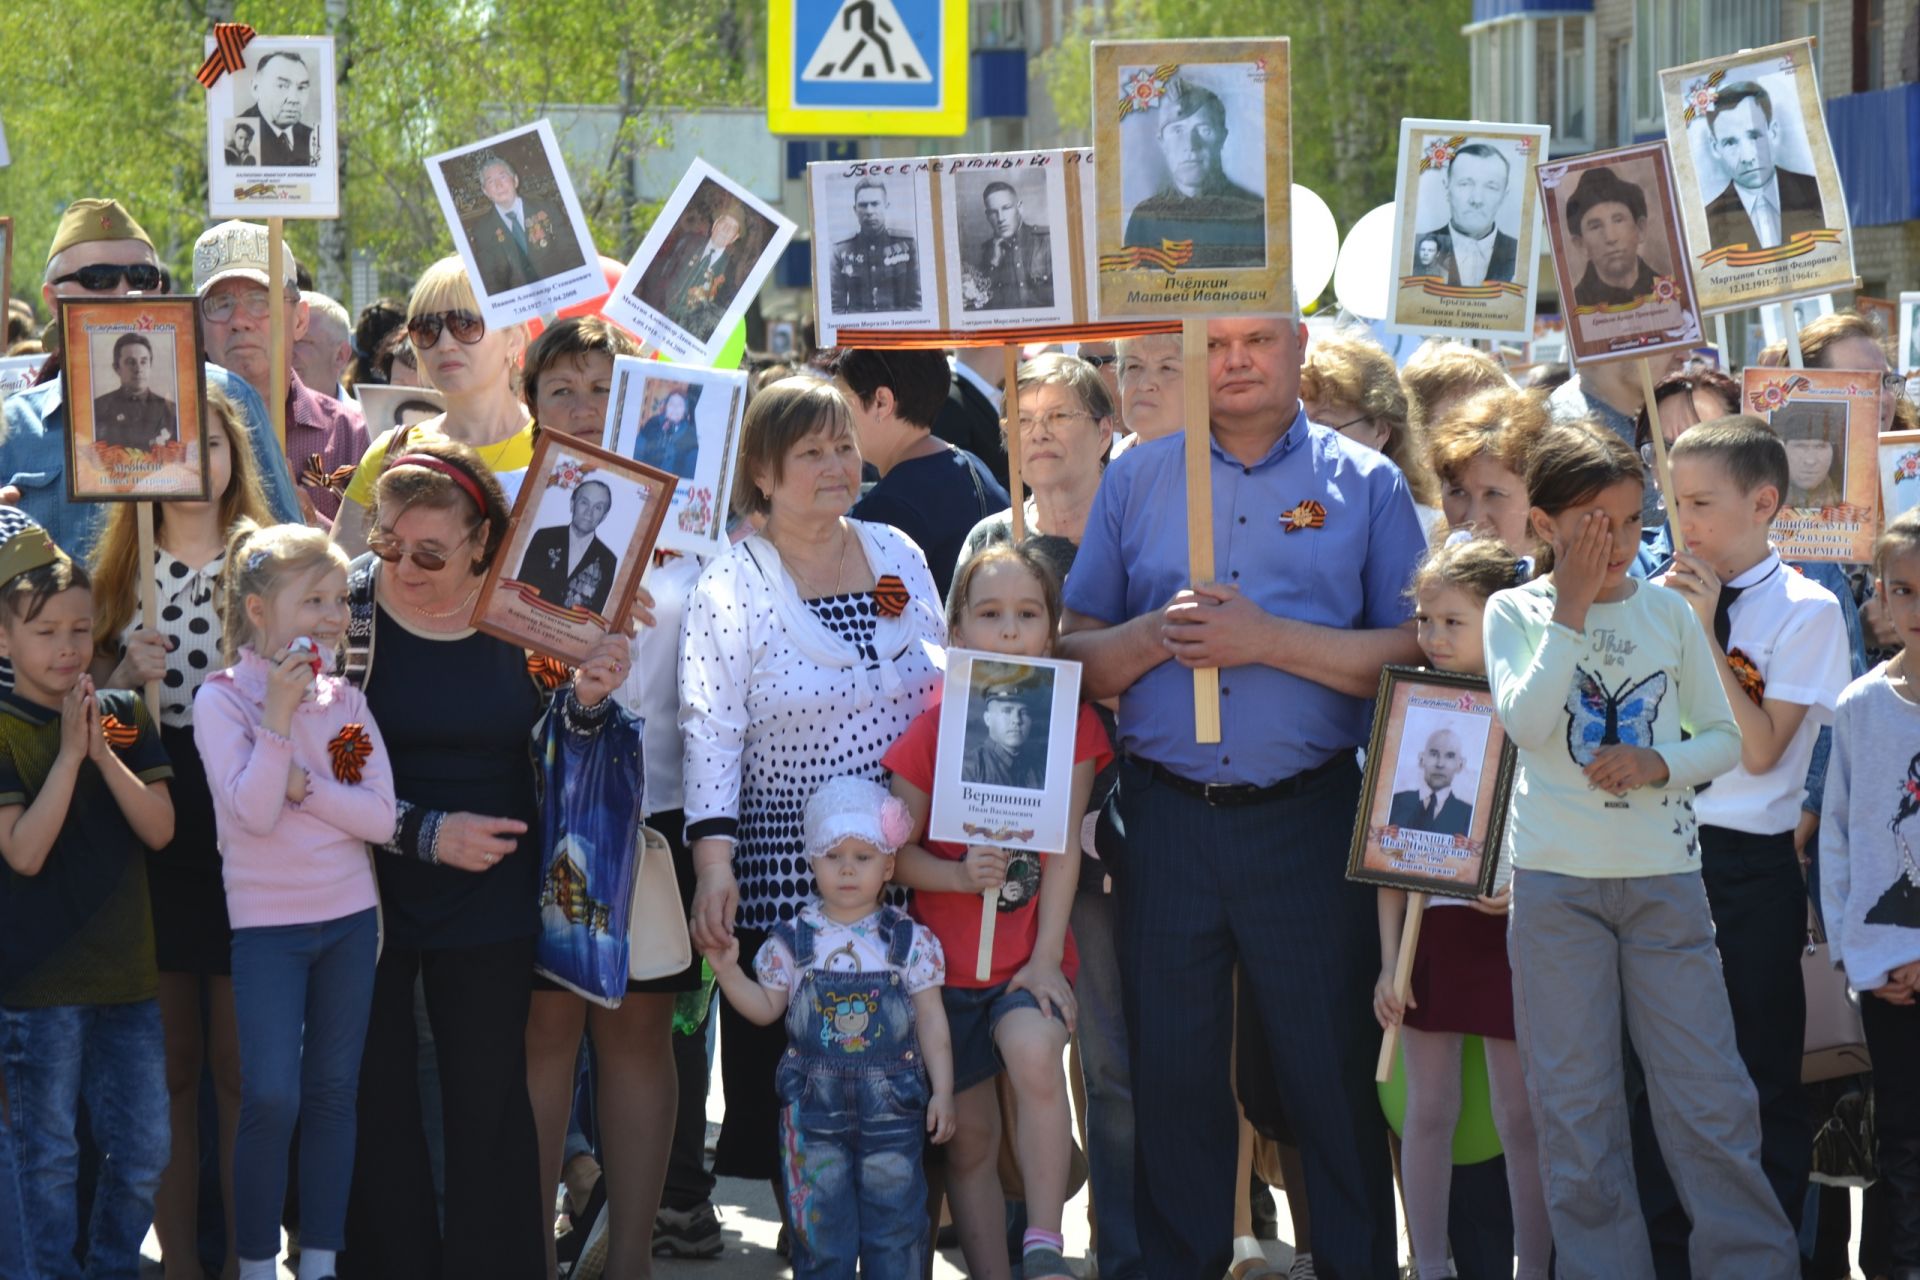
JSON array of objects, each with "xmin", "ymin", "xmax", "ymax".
[
  {"xmin": 387, "ymin": 453, "xmax": 488, "ymax": 513},
  {"xmin": 0, "ymin": 526, "xmax": 61, "ymax": 588}
]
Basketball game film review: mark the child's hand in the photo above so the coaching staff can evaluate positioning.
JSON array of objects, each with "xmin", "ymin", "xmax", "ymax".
[
  {"xmin": 1008, "ymin": 960, "xmax": 1077, "ymax": 1033},
  {"xmin": 1550, "ymin": 512, "xmax": 1613, "ymax": 630},
  {"xmin": 1659, "ymin": 552, "xmax": 1722, "ymax": 638},
  {"xmin": 1372, "ymin": 968, "xmax": 1410, "ymax": 1029},
  {"xmin": 1583, "ymin": 744, "xmax": 1669, "ymax": 796},
  {"xmin": 286, "ymin": 765, "xmax": 310, "ymax": 806},
  {"xmin": 262, "ymin": 647, "xmax": 316, "ymax": 733},
  {"xmin": 959, "ymin": 845, "xmax": 1009, "ymax": 893},
  {"xmin": 58, "ymin": 678, "xmax": 93, "ymax": 765},
  {"xmin": 1469, "ymin": 885, "xmax": 1513, "ymax": 916},
  {"xmin": 926, "ymin": 1092, "xmax": 956, "ymax": 1144},
  {"xmin": 111, "ymin": 629, "xmax": 170, "ymax": 688},
  {"xmin": 702, "ymin": 934, "xmax": 741, "ymax": 973}
]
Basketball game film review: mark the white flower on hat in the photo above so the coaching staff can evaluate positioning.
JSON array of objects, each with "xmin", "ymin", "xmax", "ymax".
[{"xmin": 804, "ymin": 776, "xmax": 913, "ymax": 860}]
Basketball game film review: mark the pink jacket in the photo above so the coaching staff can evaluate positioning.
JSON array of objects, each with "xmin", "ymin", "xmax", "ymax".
[{"xmin": 194, "ymin": 649, "xmax": 396, "ymax": 929}]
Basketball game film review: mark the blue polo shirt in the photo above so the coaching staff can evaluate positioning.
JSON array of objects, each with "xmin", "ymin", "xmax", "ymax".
[
  {"xmin": 1065, "ymin": 407, "xmax": 1427, "ymax": 787},
  {"xmin": 1, "ymin": 366, "xmax": 301, "ymax": 561}
]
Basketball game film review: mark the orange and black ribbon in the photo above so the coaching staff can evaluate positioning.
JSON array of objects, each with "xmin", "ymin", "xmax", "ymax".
[
  {"xmin": 527, "ymin": 653, "xmax": 572, "ymax": 691},
  {"xmin": 100, "ymin": 714, "xmax": 138, "ymax": 750},
  {"xmin": 1727, "ymin": 649, "xmax": 1767, "ymax": 707},
  {"xmin": 301, "ymin": 454, "xmax": 358, "ymax": 494},
  {"xmin": 873, "ymin": 574, "xmax": 910, "ymax": 619},
  {"xmin": 328, "ymin": 723, "xmax": 373, "ymax": 785},
  {"xmin": 1281, "ymin": 500, "xmax": 1327, "ymax": 534},
  {"xmin": 196, "ymin": 23, "xmax": 257, "ymax": 89}
]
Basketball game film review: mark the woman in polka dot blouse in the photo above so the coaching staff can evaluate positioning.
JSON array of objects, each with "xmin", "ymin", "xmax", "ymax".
[{"xmin": 681, "ymin": 376, "xmax": 944, "ymax": 1187}]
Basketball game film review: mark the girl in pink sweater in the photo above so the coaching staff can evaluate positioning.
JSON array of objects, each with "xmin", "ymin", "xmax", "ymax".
[{"xmin": 194, "ymin": 521, "xmax": 397, "ymax": 1280}]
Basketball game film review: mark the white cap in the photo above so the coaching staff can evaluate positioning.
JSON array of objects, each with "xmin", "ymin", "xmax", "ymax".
[{"xmin": 804, "ymin": 776, "xmax": 913, "ymax": 859}]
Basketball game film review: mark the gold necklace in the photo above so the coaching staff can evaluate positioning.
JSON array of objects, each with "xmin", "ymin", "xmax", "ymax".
[
  {"xmin": 783, "ymin": 523, "xmax": 849, "ymax": 599},
  {"xmin": 381, "ymin": 569, "xmax": 480, "ymax": 622}
]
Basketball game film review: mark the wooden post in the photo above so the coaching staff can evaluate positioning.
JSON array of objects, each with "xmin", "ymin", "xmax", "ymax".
[
  {"xmin": 1713, "ymin": 313, "xmax": 1731, "ymax": 367},
  {"xmin": 1004, "ymin": 345, "xmax": 1024, "ymax": 542},
  {"xmin": 1780, "ymin": 301, "xmax": 1807, "ymax": 370},
  {"xmin": 1639, "ymin": 357, "xmax": 1687, "ymax": 555},
  {"xmin": 135, "ymin": 504, "xmax": 160, "ymax": 721},
  {"xmin": 976, "ymin": 888, "xmax": 998, "ymax": 982},
  {"xmin": 1182, "ymin": 318, "xmax": 1220, "ymax": 744},
  {"xmin": 1375, "ymin": 892, "xmax": 1428, "ymax": 1083},
  {"xmin": 267, "ymin": 218, "xmax": 289, "ymax": 454}
]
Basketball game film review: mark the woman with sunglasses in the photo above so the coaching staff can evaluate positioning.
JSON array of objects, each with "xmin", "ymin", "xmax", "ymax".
[
  {"xmin": 330, "ymin": 257, "xmax": 535, "ymax": 557},
  {"xmin": 338, "ymin": 439, "xmax": 631, "ymax": 1278}
]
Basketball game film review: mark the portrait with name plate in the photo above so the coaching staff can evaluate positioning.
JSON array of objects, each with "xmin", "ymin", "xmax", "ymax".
[
  {"xmin": 1347, "ymin": 667, "xmax": 1515, "ymax": 898},
  {"xmin": 59, "ymin": 297, "xmax": 209, "ymax": 502},
  {"xmin": 602, "ymin": 355, "xmax": 747, "ymax": 556},
  {"xmin": 204, "ymin": 36, "xmax": 339, "ymax": 218},
  {"xmin": 1741, "ymin": 367, "xmax": 1882, "ymax": 562},
  {"xmin": 929, "ymin": 650, "xmax": 1084, "ymax": 857},
  {"xmin": 808, "ymin": 163, "xmax": 939, "ymax": 344}
]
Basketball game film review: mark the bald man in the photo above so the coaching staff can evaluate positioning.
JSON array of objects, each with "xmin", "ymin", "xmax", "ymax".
[{"xmin": 1387, "ymin": 726, "xmax": 1474, "ymax": 836}]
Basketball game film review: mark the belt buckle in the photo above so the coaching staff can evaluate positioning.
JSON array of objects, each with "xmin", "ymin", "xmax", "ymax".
[{"xmin": 1202, "ymin": 781, "xmax": 1237, "ymax": 806}]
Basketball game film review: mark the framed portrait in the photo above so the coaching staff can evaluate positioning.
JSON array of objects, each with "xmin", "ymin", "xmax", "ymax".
[
  {"xmin": 1758, "ymin": 292, "xmax": 1836, "ymax": 349},
  {"xmin": 940, "ymin": 152, "xmax": 1076, "ymax": 331},
  {"xmin": 808, "ymin": 159, "xmax": 938, "ymax": 345},
  {"xmin": 1385, "ymin": 121, "xmax": 1549, "ymax": 342},
  {"xmin": 1662, "ymin": 38, "xmax": 1855, "ymax": 314},
  {"xmin": 1857, "ymin": 295, "xmax": 1898, "ymax": 341},
  {"xmin": 926, "ymin": 650, "xmax": 1084, "ymax": 857},
  {"xmin": 609, "ymin": 159, "xmax": 796, "ymax": 366},
  {"xmin": 354, "ymin": 385, "xmax": 446, "ymax": 436},
  {"xmin": 58, "ymin": 297, "xmax": 209, "ymax": 502},
  {"xmin": 472, "ymin": 433, "xmax": 676, "ymax": 665},
  {"xmin": 603, "ymin": 355, "xmax": 747, "ymax": 556},
  {"xmin": 1092, "ymin": 38, "xmax": 1292, "ymax": 320},
  {"xmin": 1741, "ymin": 367, "xmax": 1882, "ymax": 561},
  {"xmin": 1537, "ymin": 142, "xmax": 1704, "ymax": 364},
  {"xmin": 204, "ymin": 35, "xmax": 339, "ymax": 219},
  {"xmin": 0, "ymin": 354, "xmax": 48, "ymax": 406},
  {"xmin": 1900, "ymin": 292, "xmax": 1920, "ymax": 375},
  {"xmin": 427, "ymin": 119, "xmax": 602, "ymax": 329},
  {"xmin": 1878, "ymin": 430, "xmax": 1920, "ymax": 526},
  {"xmin": 1346, "ymin": 666, "xmax": 1515, "ymax": 899}
]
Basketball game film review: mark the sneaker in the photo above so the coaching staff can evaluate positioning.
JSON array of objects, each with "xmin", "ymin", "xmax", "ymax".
[
  {"xmin": 556, "ymin": 1177, "xmax": 606, "ymax": 1268},
  {"xmin": 653, "ymin": 1202, "xmax": 725, "ymax": 1259},
  {"xmin": 1023, "ymin": 1246, "xmax": 1073, "ymax": 1279},
  {"xmin": 1287, "ymin": 1255, "xmax": 1317, "ymax": 1280},
  {"xmin": 573, "ymin": 1199, "xmax": 611, "ymax": 1280}
]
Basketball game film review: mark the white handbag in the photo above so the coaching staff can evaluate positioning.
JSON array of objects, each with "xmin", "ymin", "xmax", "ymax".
[
  {"xmin": 629, "ymin": 825, "xmax": 693, "ymax": 981},
  {"xmin": 1802, "ymin": 906, "xmax": 1871, "ymax": 1083}
]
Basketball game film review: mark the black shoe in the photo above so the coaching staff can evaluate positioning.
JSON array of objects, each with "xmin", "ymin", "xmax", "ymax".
[
  {"xmin": 653, "ymin": 1201, "xmax": 725, "ymax": 1258},
  {"xmin": 556, "ymin": 1177, "xmax": 607, "ymax": 1268}
]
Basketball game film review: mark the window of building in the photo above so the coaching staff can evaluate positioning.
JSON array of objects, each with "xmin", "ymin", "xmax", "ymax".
[
  {"xmin": 1468, "ymin": 14, "xmax": 1595, "ymax": 155},
  {"xmin": 1782, "ymin": 0, "xmax": 1823, "ymax": 41},
  {"xmin": 1632, "ymin": 0, "xmax": 1779, "ymax": 135},
  {"xmin": 1854, "ymin": 0, "xmax": 1886, "ymax": 92}
]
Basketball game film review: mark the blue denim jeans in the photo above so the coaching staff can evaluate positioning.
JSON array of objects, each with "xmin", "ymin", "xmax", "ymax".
[
  {"xmin": 0, "ymin": 999, "xmax": 168, "ymax": 1280},
  {"xmin": 230, "ymin": 908, "xmax": 377, "ymax": 1262}
]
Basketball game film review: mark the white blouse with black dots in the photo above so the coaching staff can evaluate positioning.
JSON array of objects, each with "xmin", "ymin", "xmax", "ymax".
[{"xmin": 121, "ymin": 548, "xmax": 225, "ymax": 728}]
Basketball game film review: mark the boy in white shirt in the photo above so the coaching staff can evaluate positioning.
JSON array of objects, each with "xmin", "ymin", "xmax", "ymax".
[{"xmin": 1645, "ymin": 417, "xmax": 1853, "ymax": 1274}]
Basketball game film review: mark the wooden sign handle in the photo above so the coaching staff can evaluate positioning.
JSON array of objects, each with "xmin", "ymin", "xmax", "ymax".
[
  {"xmin": 976, "ymin": 885, "xmax": 998, "ymax": 982},
  {"xmin": 1375, "ymin": 892, "xmax": 1428, "ymax": 1083},
  {"xmin": 267, "ymin": 217, "xmax": 288, "ymax": 456},
  {"xmin": 1639, "ymin": 357, "xmax": 1687, "ymax": 556},
  {"xmin": 136, "ymin": 503, "xmax": 161, "ymax": 722},
  {"xmin": 1181, "ymin": 318, "xmax": 1220, "ymax": 744},
  {"xmin": 1004, "ymin": 345, "xmax": 1024, "ymax": 543},
  {"xmin": 1780, "ymin": 301, "xmax": 1807, "ymax": 370}
]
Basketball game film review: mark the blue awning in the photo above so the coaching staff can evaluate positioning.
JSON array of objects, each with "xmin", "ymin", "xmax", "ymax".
[
  {"xmin": 971, "ymin": 49, "xmax": 1028, "ymax": 120},
  {"xmin": 1469, "ymin": 0, "xmax": 1592, "ymax": 23},
  {"xmin": 1827, "ymin": 84, "xmax": 1920, "ymax": 228}
]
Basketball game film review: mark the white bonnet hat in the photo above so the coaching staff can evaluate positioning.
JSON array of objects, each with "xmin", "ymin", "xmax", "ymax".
[{"xmin": 804, "ymin": 776, "xmax": 914, "ymax": 859}]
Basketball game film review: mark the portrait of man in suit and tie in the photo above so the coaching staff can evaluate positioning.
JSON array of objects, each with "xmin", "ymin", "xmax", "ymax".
[
  {"xmin": 234, "ymin": 50, "xmax": 318, "ymax": 168},
  {"xmin": 515, "ymin": 479, "xmax": 620, "ymax": 617},
  {"xmin": 459, "ymin": 150, "xmax": 588, "ymax": 297},
  {"xmin": 1387, "ymin": 724, "xmax": 1476, "ymax": 838},
  {"xmin": 1419, "ymin": 142, "xmax": 1519, "ymax": 287},
  {"xmin": 1696, "ymin": 81, "xmax": 1825, "ymax": 253}
]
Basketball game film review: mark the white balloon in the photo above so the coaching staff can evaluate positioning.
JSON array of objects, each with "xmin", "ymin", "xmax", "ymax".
[
  {"xmin": 1292, "ymin": 184, "xmax": 1340, "ymax": 310},
  {"xmin": 1333, "ymin": 203, "xmax": 1398, "ymax": 321}
]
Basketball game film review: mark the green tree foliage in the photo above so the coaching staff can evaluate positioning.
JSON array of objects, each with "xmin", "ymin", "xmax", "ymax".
[
  {"xmin": 0, "ymin": 0, "xmax": 757, "ymax": 314},
  {"xmin": 1040, "ymin": 0, "xmax": 1472, "ymax": 232}
]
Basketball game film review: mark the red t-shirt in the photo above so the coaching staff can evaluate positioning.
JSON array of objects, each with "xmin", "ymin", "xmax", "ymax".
[{"xmin": 883, "ymin": 700, "xmax": 1114, "ymax": 988}]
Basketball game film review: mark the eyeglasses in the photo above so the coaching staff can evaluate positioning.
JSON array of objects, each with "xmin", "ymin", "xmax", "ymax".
[
  {"xmin": 200, "ymin": 288, "xmax": 283, "ymax": 323},
  {"xmin": 406, "ymin": 310, "xmax": 486, "ymax": 348},
  {"xmin": 50, "ymin": 263, "xmax": 170, "ymax": 293},
  {"xmin": 1080, "ymin": 354, "xmax": 1118, "ymax": 368},
  {"xmin": 367, "ymin": 528, "xmax": 475, "ymax": 572},
  {"xmin": 1323, "ymin": 414, "xmax": 1375, "ymax": 436},
  {"xmin": 1014, "ymin": 409, "xmax": 1094, "ymax": 435},
  {"xmin": 1881, "ymin": 372, "xmax": 1907, "ymax": 392}
]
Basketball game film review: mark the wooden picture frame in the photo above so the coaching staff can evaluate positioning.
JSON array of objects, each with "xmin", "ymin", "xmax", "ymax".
[
  {"xmin": 1877, "ymin": 429, "xmax": 1920, "ymax": 526},
  {"xmin": 1346, "ymin": 665, "xmax": 1515, "ymax": 899},
  {"xmin": 58, "ymin": 296, "xmax": 210, "ymax": 502},
  {"xmin": 471, "ymin": 432, "xmax": 676, "ymax": 665}
]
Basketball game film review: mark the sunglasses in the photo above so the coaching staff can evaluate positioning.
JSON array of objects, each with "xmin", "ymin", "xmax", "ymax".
[
  {"xmin": 50, "ymin": 263, "xmax": 170, "ymax": 293},
  {"xmin": 406, "ymin": 310, "xmax": 486, "ymax": 348},
  {"xmin": 366, "ymin": 529, "xmax": 474, "ymax": 572}
]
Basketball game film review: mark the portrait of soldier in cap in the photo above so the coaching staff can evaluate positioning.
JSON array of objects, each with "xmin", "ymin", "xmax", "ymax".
[
  {"xmin": 1564, "ymin": 165, "xmax": 1665, "ymax": 309},
  {"xmin": 830, "ymin": 176, "xmax": 921, "ymax": 315},
  {"xmin": 962, "ymin": 662, "xmax": 1053, "ymax": 789},
  {"xmin": 1770, "ymin": 401, "xmax": 1847, "ymax": 509},
  {"xmin": 91, "ymin": 332, "xmax": 177, "ymax": 450},
  {"xmin": 1121, "ymin": 74, "xmax": 1266, "ymax": 269}
]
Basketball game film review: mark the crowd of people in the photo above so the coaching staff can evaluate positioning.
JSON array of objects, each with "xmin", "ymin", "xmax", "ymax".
[{"xmin": 2, "ymin": 187, "xmax": 1919, "ymax": 1280}]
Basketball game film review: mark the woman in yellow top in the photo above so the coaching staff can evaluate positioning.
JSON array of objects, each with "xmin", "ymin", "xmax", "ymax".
[{"xmin": 330, "ymin": 256, "xmax": 537, "ymax": 556}]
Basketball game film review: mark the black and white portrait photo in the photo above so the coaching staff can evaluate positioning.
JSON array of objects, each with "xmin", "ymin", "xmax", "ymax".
[
  {"xmin": 1118, "ymin": 67, "xmax": 1267, "ymax": 269},
  {"xmin": 1688, "ymin": 77, "xmax": 1826, "ymax": 254},
  {"xmin": 1415, "ymin": 142, "xmax": 1521, "ymax": 286},
  {"xmin": 959, "ymin": 661, "xmax": 1055, "ymax": 790},
  {"xmin": 226, "ymin": 49, "xmax": 319, "ymax": 168},
  {"xmin": 355, "ymin": 385, "xmax": 446, "ymax": 434},
  {"xmin": 825, "ymin": 172, "xmax": 923, "ymax": 316},
  {"xmin": 205, "ymin": 35, "xmax": 339, "ymax": 218},
  {"xmin": 1386, "ymin": 720, "xmax": 1479, "ymax": 838},
  {"xmin": 1563, "ymin": 164, "xmax": 1670, "ymax": 309},
  {"xmin": 62, "ymin": 296, "xmax": 209, "ymax": 502},
  {"xmin": 90, "ymin": 332, "xmax": 178, "ymax": 451},
  {"xmin": 516, "ymin": 478, "xmax": 621, "ymax": 616},
  {"xmin": 955, "ymin": 169, "xmax": 1056, "ymax": 313}
]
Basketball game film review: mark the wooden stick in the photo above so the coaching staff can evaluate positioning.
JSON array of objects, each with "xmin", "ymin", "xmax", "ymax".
[
  {"xmin": 1780, "ymin": 302, "xmax": 1807, "ymax": 370},
  {"xmin": 1375, "ymin": 891, "xmax": 1428, "ymax": 1083},
  {"xmin": 1004, "ymin": 345, "xmax": 1024, "ymax": 543},
  {"xmin": 1638, "ymin": 356, "xmax": 1687, "ymax": 555},
  {"xmin": 1713, "ymin": 313, "xmax": 1730, "ymax": 367},
  {"xmin": 976, "ymin": 883, "xmax": 998, "ymax": 981},
  {"xmin": 267, "ymin": 218, "xmax": 289, "ymax": 454},
  {"xmin": 136, "ymin": 503, "xmax": 160, "ymax": 721},
  {"xmin": 1181, "ymin": 318, "xmax": 1220, "ymax": 744}
]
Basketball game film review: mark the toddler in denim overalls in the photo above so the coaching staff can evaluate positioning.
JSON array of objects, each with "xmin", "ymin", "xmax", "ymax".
[{"xmin": 706, "ymin": 776, "xmax": 956, "ymax": 1278}]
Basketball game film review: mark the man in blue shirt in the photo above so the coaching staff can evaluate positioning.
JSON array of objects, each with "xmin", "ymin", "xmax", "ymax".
[
  {"xmin": 2, "ymin": 199, "xmax": 300, "ymax": 562},
  {"xmin": 1061, "ymin": 316, "xmax": 1426, "ymax": 1280}
]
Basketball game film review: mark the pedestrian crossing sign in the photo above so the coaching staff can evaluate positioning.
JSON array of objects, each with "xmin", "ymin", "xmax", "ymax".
[{"xmin": 768, "ymin": 0, "xmax": 968, "ymax": 136}]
